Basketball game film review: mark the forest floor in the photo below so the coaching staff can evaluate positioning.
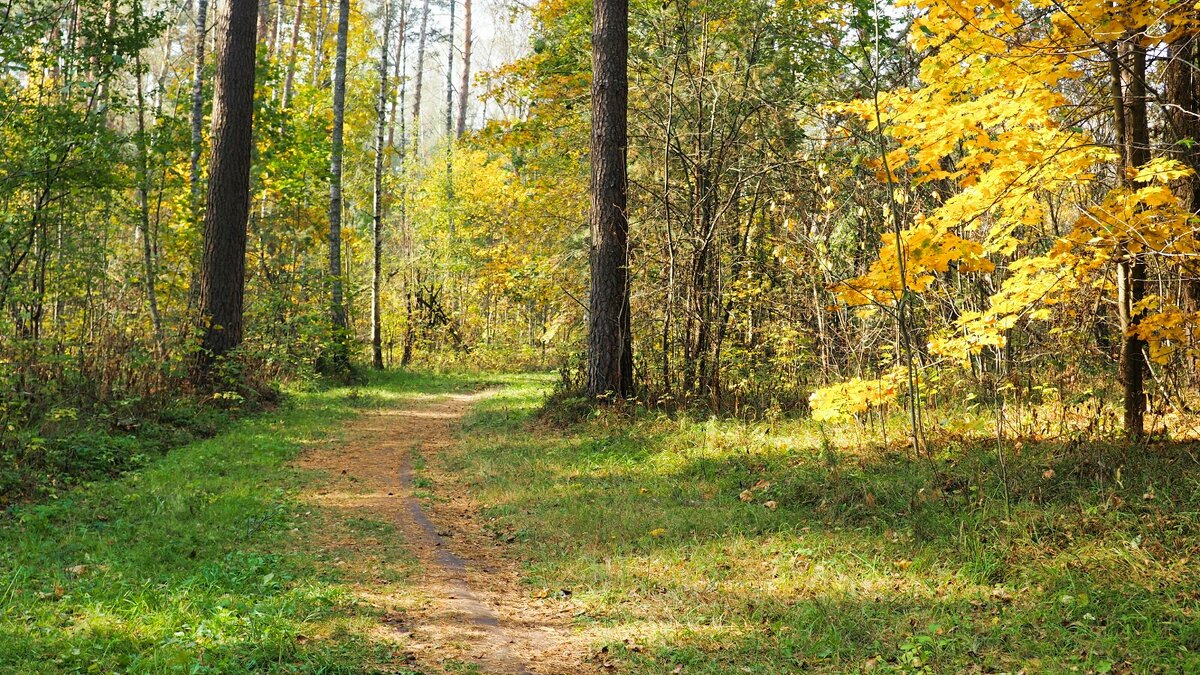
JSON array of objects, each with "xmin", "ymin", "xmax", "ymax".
[{"xmin": 1, "ymin": 371, "xmax": 1198, "ymax": 673}]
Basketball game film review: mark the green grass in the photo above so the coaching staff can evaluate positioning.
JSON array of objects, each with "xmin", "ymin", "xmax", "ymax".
[
  {"xmin": 444, "ymin": 375, "xmax": 1200, "ymax": 673},
  {"xmin": 0, "ymin": 370, "xmax": 475, "ymax": 674},
  {"xmin": 6, "ymin": 370, "xmax": 1198, "ymax": 673}
]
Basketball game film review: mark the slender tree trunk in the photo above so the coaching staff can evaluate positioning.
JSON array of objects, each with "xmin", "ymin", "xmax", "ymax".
[
  {"xmin": 406, "ymin": 0, "xmax": 430, "ymax": 366},
  {"xmin": 258, "ymin": 0, "xmax": 271, "ymax": 47},
  {"xmin": 326, "ymin": 0, "xmax": 351, "ymax": 371},
  {"xmin": 189, "ymin": 0, "xmax": 210, "ymax": 208},
  {"xmin": 269, "ymin": 0, "xmax": 284, "ymax": 59},
  {"xmin": 660, "ymin": 43, "xmax": 679, "ymax": 396},
  {"xmin": 445, "ymin": 0, "xmax": 454, "ymax": 138},
  {"xmin": 195, "ymin": 0, "xmax": 260, "ymax": 375},
  {"xmin": 394, "ymin": 4, "xmax": 416, "ymax": 366},
  {"xmin": 586, "ymin": 0, "xmax": 633, "ymax": 398},
  {"xmin": 1114, "ymin": 41, "xmax": 1149, "ymax": 439},
  {"xmin": 387, "ymin": 1, "xmax": 407, "ymax": 155},
  {"xmin": 312, "ymin": 0, "xmax": 329, "ymax": 87},
  {"xmin": 372, "ymin": 0, "xmax": 392, "ymax": 370},
  {"xmin": 410, "ymin": 0, "xmax": 430, "ymax": 154},
  {"xmin": 445, "ymin": 0, "xmax": 455, "ymax": 239},
  {"xmin": 455, "ymin": 0, "xmax": 471, "ymax": 136},
  {"xmin": 134, "ymin": 52, "xmax": 164, "ymax": 351},
  {"xmin": 282, "ymin": 0, "xmax": 304, "ymax": 108}
]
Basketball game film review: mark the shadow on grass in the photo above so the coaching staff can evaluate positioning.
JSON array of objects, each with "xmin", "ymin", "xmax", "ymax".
[{"xmin": 450, "ymin": 388, "xmax": 1200, "ymax": 672}]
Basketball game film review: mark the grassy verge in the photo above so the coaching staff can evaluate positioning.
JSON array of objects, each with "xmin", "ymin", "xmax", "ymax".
[
  {"xmin": 0, "ymin": 393, "xmax": 241, "ymax": 505},
  {"xmin": 446, "ymin": 375, "xmax": 1200, "ymax": 673},
  {"xmin": 0, "ymin": 370, "xmax": 474, "ymax": 674}
]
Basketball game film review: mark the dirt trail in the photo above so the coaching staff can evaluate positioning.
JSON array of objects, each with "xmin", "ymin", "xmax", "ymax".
[{"xmin": 299, "ymin": 390, "xmax": 593, "ymax": 674}]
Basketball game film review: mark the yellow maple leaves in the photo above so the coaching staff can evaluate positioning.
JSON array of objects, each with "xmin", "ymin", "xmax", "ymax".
[
  {"xmin": 832, "ymin": 223, "xmax": 994, "ymax": 306},
  {"xmin": 811, "ymin": 0, "xmax": 1200, "ymax": 420},
  {"xmin": 809, "ymin": 369, "xmax": 908, "ymax": 422}
]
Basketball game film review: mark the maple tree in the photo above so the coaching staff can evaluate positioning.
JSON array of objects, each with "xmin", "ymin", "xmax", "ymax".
[{"xmin": 809, "ymin": 0, "xmax": 1200, "ymax": 440}]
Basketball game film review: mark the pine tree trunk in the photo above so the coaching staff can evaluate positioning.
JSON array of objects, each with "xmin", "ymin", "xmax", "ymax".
[
  {"xmin": 372, "ymin": 0, "xmax": 392, "ymax": 370},
  {"xmin": 1165, "ymin": 34, "xmax": 1200, "ymax": 314},
  {"xmin": 195, "ymin": 0, "xmax": 259, "ymax": 375},
  {"xmin": 327, "ymin": 0, "xmax": 351, "ymax": 371},
  {"xmin": 586, "ymin": 0, "xmax": 633, "ymax": 399},
  {"xmin": 455, "ymin": 0, "xmax": 471, "ymax": 136}
]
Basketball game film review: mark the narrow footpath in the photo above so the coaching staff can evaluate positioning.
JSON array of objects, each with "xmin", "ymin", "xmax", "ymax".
[{"xmin": 299, "ymin": 389, "xmax": 593, "ymax": 674}]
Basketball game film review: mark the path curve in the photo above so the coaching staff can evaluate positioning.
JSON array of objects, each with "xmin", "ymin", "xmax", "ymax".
[{"xmin": 300, "ymin": 389, "xmax": 591, "ymax": 674}]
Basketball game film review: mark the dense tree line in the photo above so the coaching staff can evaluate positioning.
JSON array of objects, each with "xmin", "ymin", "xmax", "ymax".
[
  {"xmin": 0, "ymin": 0, "xmax": 490, "ymax": 495},
  {"xmin": 5, "ymin": 0, "xmax": 1200, "ymax": 493},
  {"xmin": 491, "ymin": 0, "xmax": 1200, "ymax": 445}
]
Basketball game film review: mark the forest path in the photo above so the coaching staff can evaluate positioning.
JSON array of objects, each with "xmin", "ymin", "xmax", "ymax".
[{"xmin": 298, "ymin": 388, "xmax": 591, "ymax": 674}]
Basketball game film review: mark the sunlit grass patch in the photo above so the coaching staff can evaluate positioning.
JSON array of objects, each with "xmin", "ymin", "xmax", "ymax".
[
  {"xmin": 447, "ymin": 378, "xmax": 1200, "ymax": 672},
  {"xmin": 0, "ymin": 378, "xmax": 434, "ymax": 673}
]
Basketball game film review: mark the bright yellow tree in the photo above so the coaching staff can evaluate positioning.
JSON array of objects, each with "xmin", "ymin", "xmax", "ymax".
[{"xmin": 812, "ymin": 0, "xmax": 1200, "ymax": 439}]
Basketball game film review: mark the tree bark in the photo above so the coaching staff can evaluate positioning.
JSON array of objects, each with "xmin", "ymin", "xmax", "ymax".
[
  {"xmin": 455, "ymin": 0, "xmax": 471, "ymax": 136},
  {"xmin": 1165, "ymin": 32, "xmax": 1200, "ymax": 314},
  {"xmin": 393, "ymin": 3, "xmax": 416, "ymax": 366},
  {"xmin": 387, "ymin": 1, "xmax": 407, "ymax": 155},
  {"xmin": 282, "ymin": 0, "xmax": 304, "ymax": 108},
  {"xmin": 372, "ymin": 0, "xmax": 392, "ymax": 370},
  {"xmin": 1115, "ymin": 41, "xmax": 1149, "ymax": 439},
  {"xmin": 134, "ymin": 51, "xmax": 164, "ymax": 351},
  {"xmin": 445, "ymin": 0, "xmax": 455, "ymax": 239},
  {"xmin": 586, "ymin": 0, "xmax": 633, "ymax": 398},
  {"xmin": 269, "ymin": 0, "xmax": 284, "ymax": 60},
  {"xmin": 189, "ymin": 0, "xmax": 210, "ymax": 209},
  {"xmin": 258, "ymin": 0, "xmax": 271, "ymax": 44},
  {"xmin": 195, "ymin": 0, "xmax": 259, "ymax": 375},
  {"xmin": 327, "ymin": 0, "xmax": 351, "ymax": 371},
  {"xmin": 410, "ymin": 0, "xmax": 430, "ymax": 154}
]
